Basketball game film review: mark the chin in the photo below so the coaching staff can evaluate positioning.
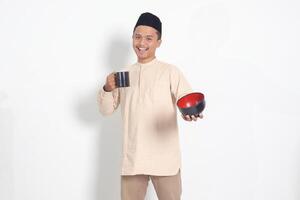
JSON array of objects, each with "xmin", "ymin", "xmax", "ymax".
[{"xmin": 137, "ymin": 55, "xmax": 148, "ymax": 60}]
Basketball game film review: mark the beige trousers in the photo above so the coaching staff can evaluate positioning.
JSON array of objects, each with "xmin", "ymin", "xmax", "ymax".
[{"xmin": 121, "ymin": 170, "xmax": 182, "ymax": 200}]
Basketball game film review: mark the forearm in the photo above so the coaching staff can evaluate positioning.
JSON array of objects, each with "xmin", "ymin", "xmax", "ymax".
[{"xmin": 97, "ymin": 86, "xmax": 120, "ymax": 115}]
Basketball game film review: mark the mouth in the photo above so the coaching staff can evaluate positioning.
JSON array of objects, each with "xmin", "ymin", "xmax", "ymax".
[{"xmin": 136, "ymin": 47, "xmax": 149, "ymax": 53}]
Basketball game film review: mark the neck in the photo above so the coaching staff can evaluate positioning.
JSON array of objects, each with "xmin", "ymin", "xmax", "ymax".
[{"xmin": 138, "ymin": 56, "xmax": 156, "ymax": 64}]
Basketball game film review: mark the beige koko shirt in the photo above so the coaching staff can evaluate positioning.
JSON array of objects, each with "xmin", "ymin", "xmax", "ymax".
[{"xmin": 98, "ymin": 58, "xmax": 192, "ymax": 176}]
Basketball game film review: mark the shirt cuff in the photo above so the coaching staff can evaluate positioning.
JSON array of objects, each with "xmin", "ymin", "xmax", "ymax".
[{"xmin": 99, "ymin": 85, "xmax": 113, "ymax": 98}]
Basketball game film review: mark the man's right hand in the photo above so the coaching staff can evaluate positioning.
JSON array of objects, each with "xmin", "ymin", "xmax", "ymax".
[{"xmin": 104, "ymin": 72, "xmax": 116, "ymax": 92}]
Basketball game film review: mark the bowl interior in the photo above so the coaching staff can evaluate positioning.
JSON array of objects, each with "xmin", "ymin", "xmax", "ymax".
[{"xmin": 177, "ymin": 92, "xmax": 205, "ymax": 108}]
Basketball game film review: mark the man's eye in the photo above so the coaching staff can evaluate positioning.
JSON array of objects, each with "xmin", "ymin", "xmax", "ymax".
[{"xmin": 146, "ymin": 38, "xmax": 152, "ymax": 41}]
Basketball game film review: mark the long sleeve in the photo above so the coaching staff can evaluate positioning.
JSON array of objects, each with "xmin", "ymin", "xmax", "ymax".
[
  {"xmin": 170, "ymin": 66, "xmax": 193, "ymax": 101},
  {"xmin": 97, "ymin": 86, "xmax": 120, "ymax": 115}
]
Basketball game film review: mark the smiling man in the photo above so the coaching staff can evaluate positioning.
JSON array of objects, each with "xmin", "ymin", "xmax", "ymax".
[{"xmin": 98, "ymin": 12, "xmax": 203, "ymax": 200}]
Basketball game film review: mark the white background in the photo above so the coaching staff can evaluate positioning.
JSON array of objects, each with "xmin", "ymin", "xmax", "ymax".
[{"xmin": 1, "ymin": 0, "xmax": 300, "ymax": 199}]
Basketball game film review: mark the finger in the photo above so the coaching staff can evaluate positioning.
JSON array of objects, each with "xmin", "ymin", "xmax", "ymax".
[
  {"xmin": 185, "ymin": 115, "xmax": 192, "ymax": 121},
  {"xmin": 191, "ymin": 115, "xmax": 197, "ymax": 121},
  {"xmin": 108, "ymin": 76, "xmax": 116, "ymax": 82},
  {"xmin": 107, "ymin": 83, "xmax": 115, "ymax": 90},
  {"xmin": 108, "ymin": 72, "xmax": 116, "ymax": 80},
  {"xmin": 107, "ymin": 73, "xmax": 114, "ymax": 78},
  {"xmin": 108, "ymin": 79, "xmax": 116, "ymax": 85},
  {"xmin": 106, "ymin": 80, "xmax": 116, "ymax": 90},
  {"xmin": 182, "ymin": 114, "xmax": 191, "ymax": 121}
]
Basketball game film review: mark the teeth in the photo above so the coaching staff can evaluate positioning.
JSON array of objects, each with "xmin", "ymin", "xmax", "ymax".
[{"xmin": 138, "ymin": 47, "xmax": 147, "ymax": 51}]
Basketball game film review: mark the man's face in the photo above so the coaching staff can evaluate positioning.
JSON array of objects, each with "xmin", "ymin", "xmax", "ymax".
[{"xmin": 132, "ymin": 25, "xmax": 161, "ymax": 63}]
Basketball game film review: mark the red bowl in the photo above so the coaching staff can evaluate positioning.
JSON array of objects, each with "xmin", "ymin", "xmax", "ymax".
[{"xmin": 177, "ymin": 92, "xmax": 205, "ymax": 116}]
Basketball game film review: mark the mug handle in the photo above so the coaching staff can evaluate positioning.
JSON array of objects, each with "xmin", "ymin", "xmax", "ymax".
[{"xmin": 114, "ymin": 73, "xmax": 119, "ymax": 88}]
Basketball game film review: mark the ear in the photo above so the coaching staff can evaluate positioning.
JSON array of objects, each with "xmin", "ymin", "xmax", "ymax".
[{"xmin": 157, "ymin": 39, "xmax": 162, "ymax": 48}]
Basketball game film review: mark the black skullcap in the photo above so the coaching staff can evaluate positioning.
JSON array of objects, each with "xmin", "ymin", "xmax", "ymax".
[{"xmin": 134, "ymin": 12, "xmax": 162, "ymax": 35}]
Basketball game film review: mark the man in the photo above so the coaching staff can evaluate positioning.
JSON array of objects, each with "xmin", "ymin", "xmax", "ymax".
[{"xmin": 98, "ymin": 12, "xmax": 203, "ymax": 200}]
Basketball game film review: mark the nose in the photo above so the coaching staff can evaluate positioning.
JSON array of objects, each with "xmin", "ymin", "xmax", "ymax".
[{"xmin": 139, "ymin": 38, "xmax": 146, "ymax": 46}]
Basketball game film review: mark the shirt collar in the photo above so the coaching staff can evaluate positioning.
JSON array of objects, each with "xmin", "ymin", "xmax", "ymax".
[{"xmin": 137, "ymin": 58, "xmax": 158, "ymax": 67}]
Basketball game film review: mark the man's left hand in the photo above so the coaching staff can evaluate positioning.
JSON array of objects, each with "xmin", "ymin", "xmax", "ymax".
[{"xmin": 181, "ymin": 113, "xmax": 203, "ymax": 121}]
